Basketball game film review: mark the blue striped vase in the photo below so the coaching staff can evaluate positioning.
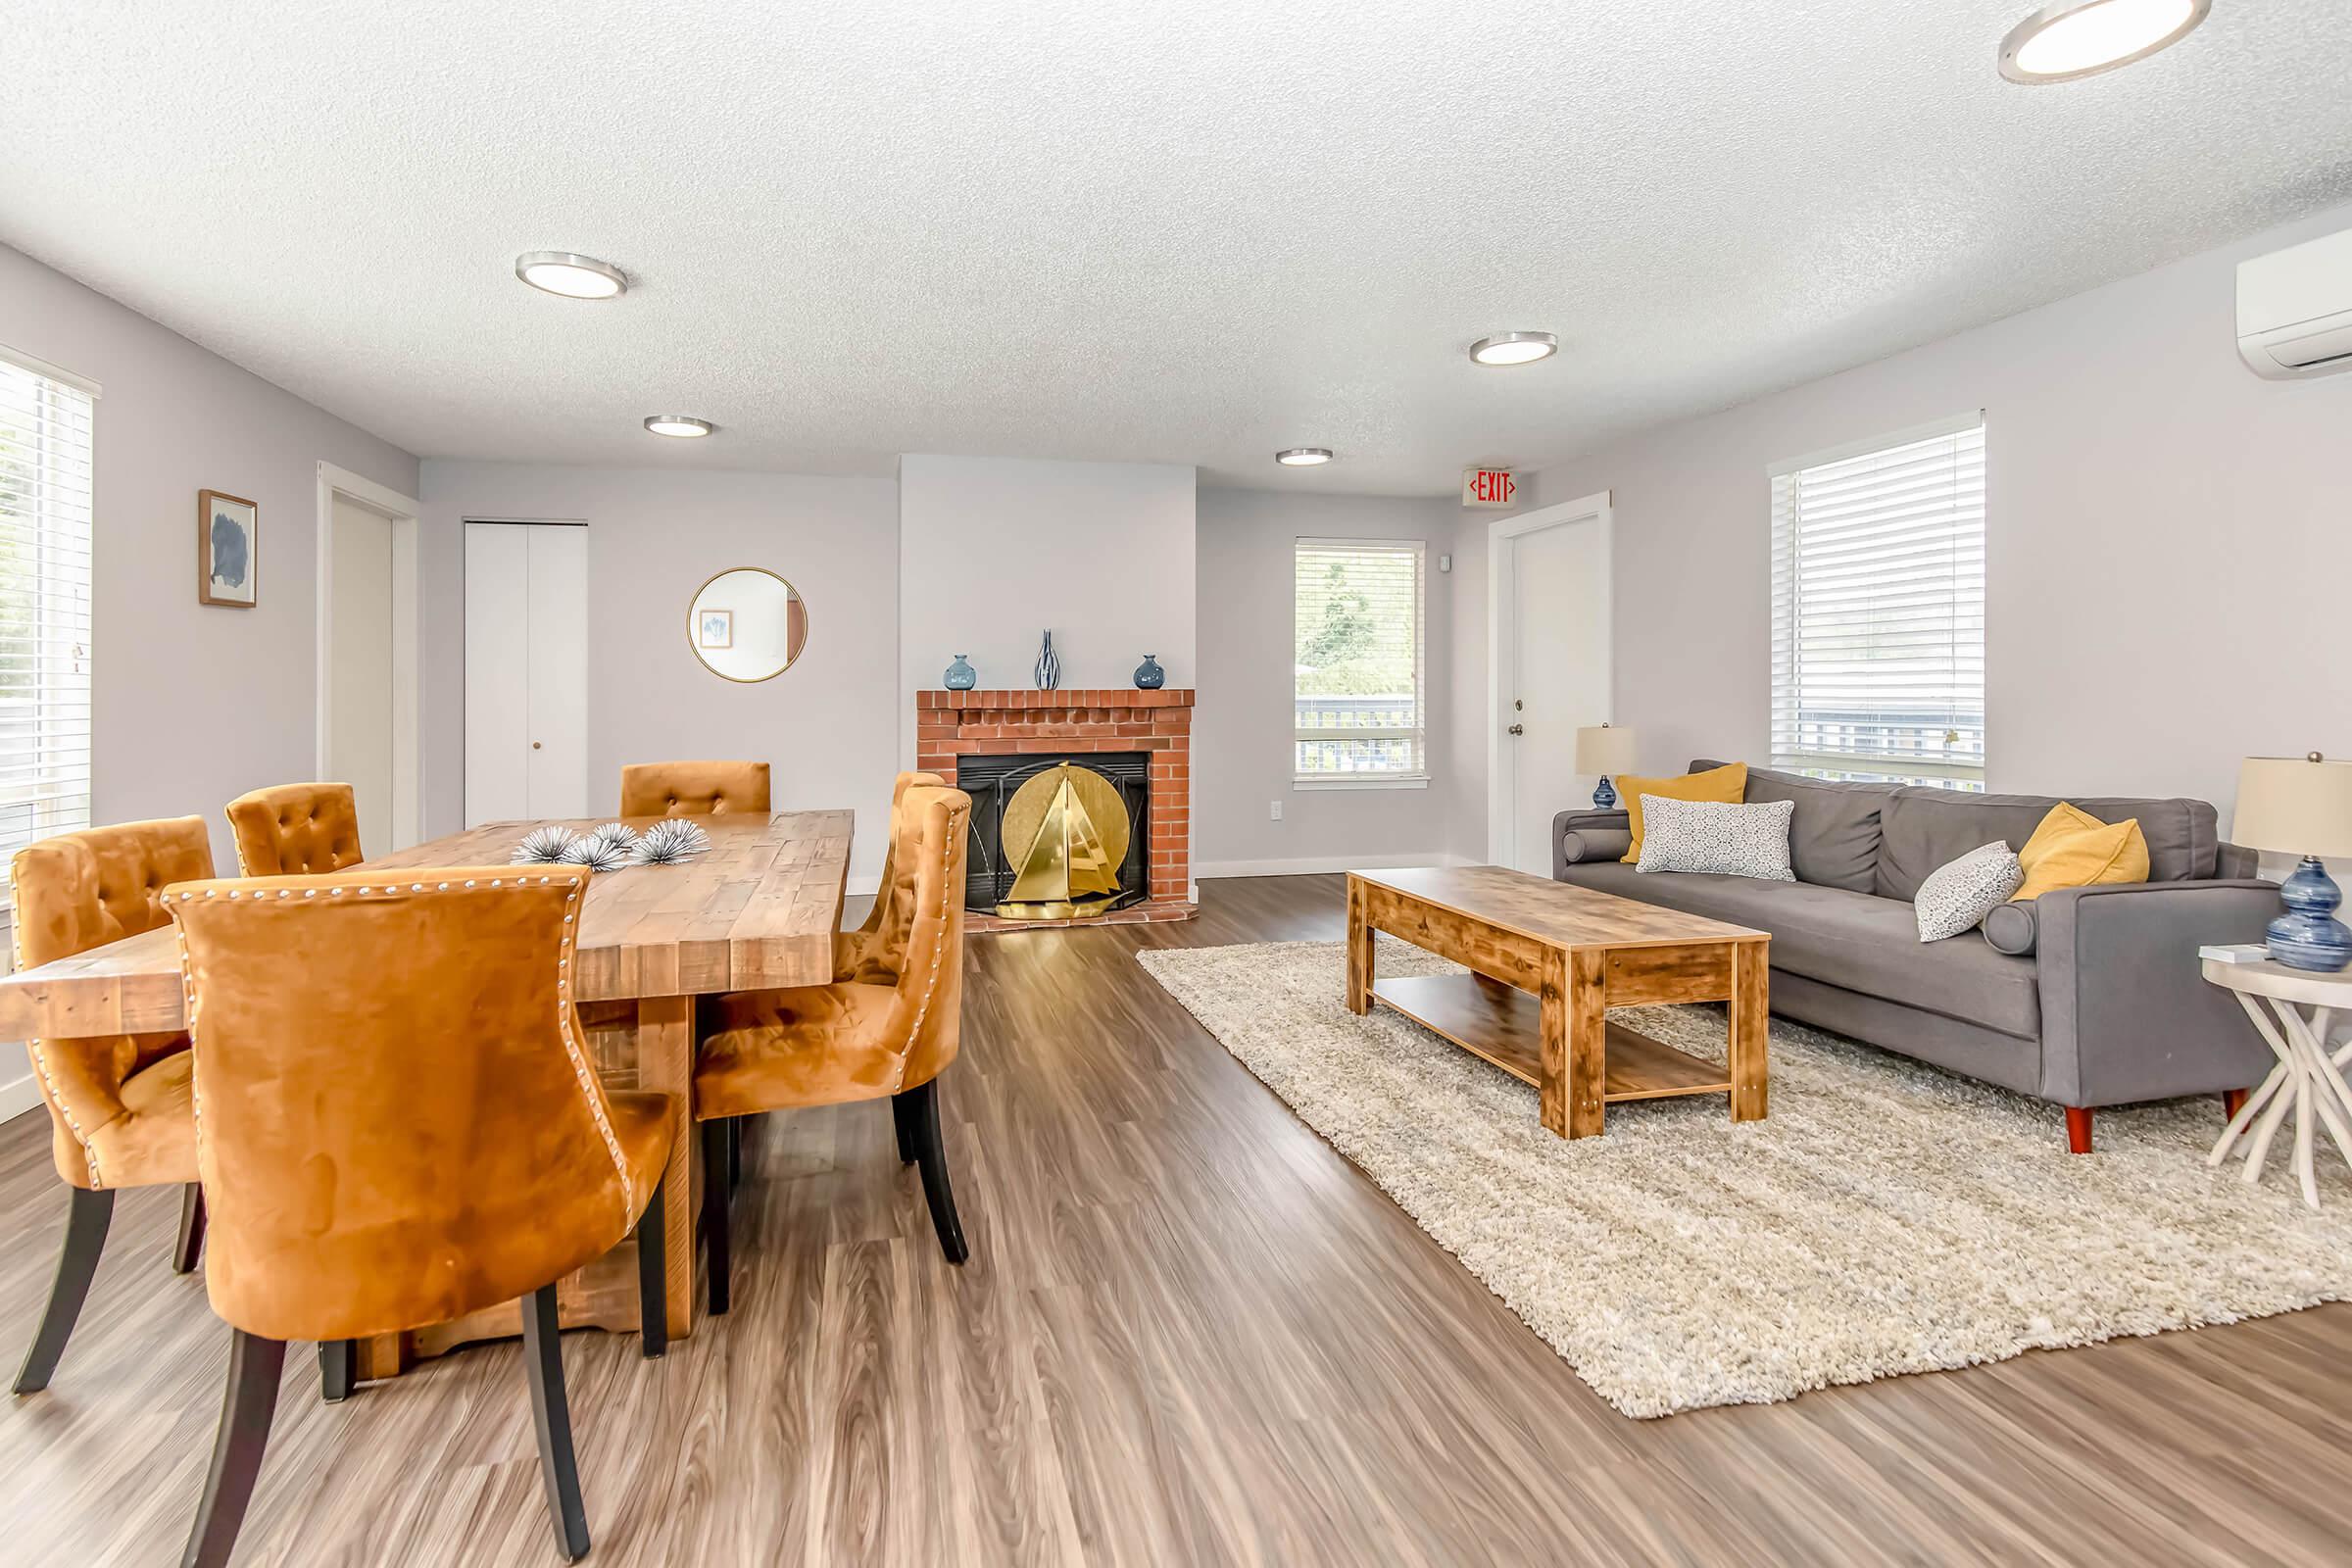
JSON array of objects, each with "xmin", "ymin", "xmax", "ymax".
[{"xmin": 1033, "ymin": 630, "xmax": 1060, "ymax": 691}]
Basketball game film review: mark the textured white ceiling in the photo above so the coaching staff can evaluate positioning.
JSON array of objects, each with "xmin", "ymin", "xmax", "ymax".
[{"xmin": 5, "ymin": 1, "xmax": 2350, "ymax": 495}]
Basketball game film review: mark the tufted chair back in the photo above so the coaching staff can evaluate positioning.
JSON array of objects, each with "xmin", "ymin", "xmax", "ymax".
[
  {"xmin": 223, "ymin": 783, "xmax": 365, "ymax": 876},
  {"xmin": 164, "ymin": 866, "xmax": 656, "ymax": 1343},
  {"xmin": 619, "ymin": 760, "xmax": 771, "ymax": 818},
  {"xmin": 838, "ymin": 769, "xmax": 946, "ymax": 984},
  {"xmin": 884, "ymin": 786, "xmax": 971, "ymax": 1093},
  {"xmin": 11, "ymin": 816, "xmax": 214, "ymax": 1187}
]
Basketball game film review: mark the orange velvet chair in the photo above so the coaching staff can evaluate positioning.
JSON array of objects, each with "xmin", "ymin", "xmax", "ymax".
[
  {"xmin": 618, "ymin": 760, "xmax": 770, "ymax": 818},
  {"xmin": 166, "ymin": 866, "xmax": 674, "ymax": 1567},
  {"xmin": 696, "ymin": 786, "xmax": 973, "ymax": 1302},
  {"xmin": 222, "ymin": 782, "xmax": 365, "ymax": 875},
  {"xmin": 833, "ymin": 769, "xmax": 945, "ymax": 984},
  {"xmin": 9, "ymin": 817, "xmax": 215, "ymax": 1393}
]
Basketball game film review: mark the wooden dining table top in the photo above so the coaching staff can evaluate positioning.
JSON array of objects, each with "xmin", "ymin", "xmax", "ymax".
[{"xmin": 0, "ymin": 809, "xmax": 854, "ymax": 1040}]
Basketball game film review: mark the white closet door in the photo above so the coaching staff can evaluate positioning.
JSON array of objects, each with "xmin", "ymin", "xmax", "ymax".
[
  {"xmin": 465, "ymin": 524, "xmax": 532, "ymax": 825},
  {"xmin": 523, "ymin": 525, "xmax": 588, "ymax": 819}
]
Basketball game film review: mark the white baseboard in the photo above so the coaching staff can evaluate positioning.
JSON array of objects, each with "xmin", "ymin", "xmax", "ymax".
[
  {"xmin": 0, "ymin": 1069, "xmax": 41, "ymax": 1125},
  {"xmin": 1195, "ymin": 852, "xmax": 1468, "ymax": 879}
]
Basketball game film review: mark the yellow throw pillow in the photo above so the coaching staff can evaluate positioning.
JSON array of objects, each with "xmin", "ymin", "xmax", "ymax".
[
  {"xmin": 1617, "ymin": 762, "xmax": 1748, "ymax": 863},
  {"xmin": 2011, "ymin": 801, "xmax": 2149, "ymax": 901}
]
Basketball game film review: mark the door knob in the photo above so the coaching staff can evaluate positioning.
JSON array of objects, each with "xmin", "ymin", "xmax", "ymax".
[
  {"xmin": 532, "ymin": 741, "xmax": 543, "ymax": 750},
  {"xmin": 1507, "ymin": 723, "xmax": 1525, "ymax": 736}
]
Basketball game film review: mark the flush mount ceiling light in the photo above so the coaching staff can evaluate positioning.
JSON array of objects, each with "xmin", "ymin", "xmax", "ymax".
[
  {"xmin": 514, "ymin": 251, "xmax": 629, "ymax": 299},
  {"xmin": 1999, "ymin": 0, "xmax": 2210, "ymax": 83},
  {"xmin": 644, "ymin": 415, "xmax": 713, "ymax": 438},
  {"xmin": 1275, "ymin": 448, "xmax": 1334, "ymax": 466},
  {"xmin": 1468, "ymin": 331, "xmax": 1559, "ymax": 367}
]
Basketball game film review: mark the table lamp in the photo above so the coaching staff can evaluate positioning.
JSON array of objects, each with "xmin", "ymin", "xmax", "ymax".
[
  {"xmin": 1575, "ymin": 724, "xmax": 1639, "ymax": 809},
  {"xmin": 2232, "ymin": 753, "xmax": 2352, "ymax": 972}
]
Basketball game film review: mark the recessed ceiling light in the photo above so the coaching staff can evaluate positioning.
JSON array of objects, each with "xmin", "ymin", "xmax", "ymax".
[
  {"xmin": 644, "ymin": 415, "xmax": 713, "ymax": 438},
  {"xmin": 514, "ymin": 251, "xmax": 628, "ymax": 299},
  {"xmin": 1276, "ymin": 448, "xmax": 1334, "ymax": 466},
  {"xmin": 1999, "ymin": 0, "xmax": 2209, "ymax": 84},
  {"xmin": 1468, "ymin": 331, "xmax": 1558, "ymax": 367}
]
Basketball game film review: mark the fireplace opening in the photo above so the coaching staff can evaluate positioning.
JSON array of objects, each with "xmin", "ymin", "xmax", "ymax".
[{"xmin": 957, "ymin": 752, "xmax": 1150, "ymax": 918}]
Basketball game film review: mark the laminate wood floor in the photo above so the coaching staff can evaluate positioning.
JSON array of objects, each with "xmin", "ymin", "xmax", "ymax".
[{"xmin": 4, "ymin": 875, "xmax": 2347, "ymax": 1565}]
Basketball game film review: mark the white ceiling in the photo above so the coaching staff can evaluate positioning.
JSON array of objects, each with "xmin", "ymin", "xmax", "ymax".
[{"xmin": 5, "ymin": 1, "xmax": 2350, "ymax": 496}]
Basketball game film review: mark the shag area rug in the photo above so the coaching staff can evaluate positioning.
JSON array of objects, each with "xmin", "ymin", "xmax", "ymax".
[{"xmin": 1137, "ymin": 937, "xmax": 2352, "ymax": 1418}]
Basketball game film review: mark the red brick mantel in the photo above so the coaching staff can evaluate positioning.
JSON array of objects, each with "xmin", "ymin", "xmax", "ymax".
[{"xmin": 915, "ymin": 689, "xmax": 1195, "ymax": 915}]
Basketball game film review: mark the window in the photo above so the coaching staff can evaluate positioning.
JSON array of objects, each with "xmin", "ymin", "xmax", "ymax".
[
  {"xmin": 1294, "ymin": 537, "xmax": 1426, "ymax": 784},
  {"xmin": 1770, "ymin": 415, "xmax": 1984, "ymax": 789},
  {"xmin": 0, "ymin": 347, "xmax": 96, "ymax": 934}
]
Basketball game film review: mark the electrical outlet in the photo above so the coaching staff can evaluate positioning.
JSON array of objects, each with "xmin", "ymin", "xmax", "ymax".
[{"xmin": 1269, "ymin": 801, "xmax": 1283, "ymax": 821}]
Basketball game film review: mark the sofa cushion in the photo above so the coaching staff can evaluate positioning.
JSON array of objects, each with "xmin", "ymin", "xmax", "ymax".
[
  {"xmin": 1982, "ymin": 901, "xmax": 2037, "ymax": 956},
  {"xmin": 1875, "ymin": 786, "xmax": 2216, "ymax": 902},
  {"xmin": 1560, "ymin": 859, "xmax": 2040, "ymax": 1040},
  {"xmin": 1692, "ymin": 760, "xmax": 1898, "ymax": 894}
]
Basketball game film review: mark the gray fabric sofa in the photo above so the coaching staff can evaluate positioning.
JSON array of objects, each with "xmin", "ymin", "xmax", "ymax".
[{"xmin": 1551, "ymin": 760, "xmax": 2279, "ymax": 1152}]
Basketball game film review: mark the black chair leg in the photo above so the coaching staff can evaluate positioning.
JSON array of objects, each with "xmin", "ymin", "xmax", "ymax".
[
  {"xmin": 891, "ymin": 1094, "xmax": 918, "ymax": 1165},
  {"xmin": 14, "ymin": 1185, "xmax": 115, "ymax": 1394},
  {"xmin": 701, "ymin": 1118, "xmax": 732, "ymax": 1315},
  {"xmin": 172, "ymin": 1183, "xmax": 206, "ymax": 1275},
  {"xmin": 318, "ymin": 1339, "xmax": 356, "ymax": 1402},
  {"xmin": 182, "ymin": 1330, "xmax": 285, "ymax": 1568},
  {"xmin": 727, "ymin": 1117, "xmax": 742, "ymax": 1193},
  {"xmin": 900, "ymin": 1080, "xmax": 969, "ymax": 1264},
  {"xmin": 637, "ymin": 1173, "xmax": 667, "ymax": 1358},
  {"xmin": 520, "ymin": 1282, "xmax": 590, "ymax": 1563}
]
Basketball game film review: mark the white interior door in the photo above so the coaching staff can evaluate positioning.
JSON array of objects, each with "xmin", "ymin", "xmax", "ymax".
[
  {"xmin": 325, "ymin": 496, "xmax": 394, "ymax": 852},
  {"xmin": 1506, "ymin": 519, "xmax": 1609, "ymax": 874},
  {"xmin": 524, "ymin": 524, "xmax": 588, "ymax": 819},
  {"xmin": 466, "ymin": 521, "xmax": 588, "ymax": 824}
]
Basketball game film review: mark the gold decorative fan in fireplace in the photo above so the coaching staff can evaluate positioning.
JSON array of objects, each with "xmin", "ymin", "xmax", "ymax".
[{"xmin": 996, "ymin": 761, "xmax": 1130, "ymax": 920}]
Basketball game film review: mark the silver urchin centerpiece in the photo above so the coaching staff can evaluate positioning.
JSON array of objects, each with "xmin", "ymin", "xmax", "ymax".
[
  {"xmin": 632, "ymin": 817, "xmax": 712, "ymax": 865},
  {"xmin": 586, "ymin": 821, "xmax": 641, "ymax": 857},
  {"xmin": 512, "ymin": 825, "xmax": 580, "ymax": 865},
  {"xmin": 558, "ymin": 830, "xmax": 631, "ymax": 873}
]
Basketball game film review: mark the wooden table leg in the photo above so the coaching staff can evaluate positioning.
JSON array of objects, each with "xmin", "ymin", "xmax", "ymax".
[
  {"xmin": 1345, "ymin": 876, "xmax": 1374, "ymax": 1016},
  {"xmin": 635, "ymin": 994, "xmax": 699, "ymax": 1340},
  {"xmin": 1730, "ymin": 939, "xmax": 1769, "ymax": 1123},
  {"xmin": 1540, "ymin": 948, "xmax": 1606, "ymax": 1138}
]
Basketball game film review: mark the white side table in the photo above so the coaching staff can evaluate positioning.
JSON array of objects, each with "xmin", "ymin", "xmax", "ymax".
[{"xmin": 2205, "ymin": 957, "xmax": 2352, "ymax": 1208}]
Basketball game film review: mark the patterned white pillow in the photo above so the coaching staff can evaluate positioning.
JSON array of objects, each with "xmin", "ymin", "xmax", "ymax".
[
  {"xmin": 1914, "ymin": 842, "xmax": 2025, "ymax": 942},
  {"xmin": 1635, "ymin": 796, "xmax": 1795, "ymax": 880}
]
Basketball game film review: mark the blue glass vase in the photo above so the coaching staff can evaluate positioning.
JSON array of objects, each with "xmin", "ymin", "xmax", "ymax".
[
  {"xmin": 2269, "ymin": 856, "xmax": 2352, "ymax": 971},
  {"xmin": 1133, "ymin": 654, "xmax": 1164, "ymax": 690},
  {"xmin": 1034, "ymin": 630, "xmax": 1060, "ymax": 691},
  {"xmin": 943, "ymin": 654, "xmax": 976, "ymax": 691}
]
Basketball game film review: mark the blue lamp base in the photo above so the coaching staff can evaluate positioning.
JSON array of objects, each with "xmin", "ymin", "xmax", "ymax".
[
  {"xmin": 1592, "ymin": 775, "xmax": 1617, "ymax": 809},
  {"xmin": 2268, "ymin": 856, "xmax": 2352, "ymax": 972}
]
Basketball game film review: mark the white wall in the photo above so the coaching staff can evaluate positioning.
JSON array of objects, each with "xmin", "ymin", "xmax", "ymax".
[
  {"xmin": 1195, "ymin": 488, "xmax": 1463, "ymax": 872},
  {"xmin": 416, "ymin": 461, "xmax": 901, "ymax": 885},
  {"xmin": 896, "ymin": 456, "xmax": 1197, "ymax": 756},
  {"xmin": 1450, "ymin": 200, "xmax": 2352, "ymax": 856},
  {"xmin": 1, "ymin": 242, "xmax": 420, "ymax": 1118}
]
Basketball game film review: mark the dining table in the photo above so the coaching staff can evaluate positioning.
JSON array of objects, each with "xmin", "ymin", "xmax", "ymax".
[{"xmin": 0, "ymin": 808, "xmax": 853, "ymax": 1376}]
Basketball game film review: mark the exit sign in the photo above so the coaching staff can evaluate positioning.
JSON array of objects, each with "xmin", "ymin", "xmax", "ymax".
[{"xmin": 1462, "ymin": 466, "xmax": 1516, "ymax": 508}]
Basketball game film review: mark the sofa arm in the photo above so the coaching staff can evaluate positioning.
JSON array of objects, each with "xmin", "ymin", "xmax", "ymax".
[
  {"xmin": 1552, "ymin": 809, "xmax": 1631, "ymax": 878},
  {"xmin": 2034, "ymin": 879, "xmax": 2279, "ymax": 1107}
]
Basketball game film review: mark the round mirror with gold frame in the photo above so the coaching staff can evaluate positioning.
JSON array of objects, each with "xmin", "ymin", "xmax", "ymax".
[{"xmin": 688, "ymin": 566, "xmax": 808, "ymax": 682}]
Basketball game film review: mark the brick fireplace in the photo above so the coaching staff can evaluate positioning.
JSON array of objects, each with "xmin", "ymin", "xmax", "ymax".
[{"xmin": 914, "ymin": 689, "xmax": 1195, "ymax": 927}]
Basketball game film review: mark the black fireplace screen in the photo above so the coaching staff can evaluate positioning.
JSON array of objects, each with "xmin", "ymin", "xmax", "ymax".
[{"xmin": 957, "ymin": 751, "xmax": 1151, "ymax": 914}]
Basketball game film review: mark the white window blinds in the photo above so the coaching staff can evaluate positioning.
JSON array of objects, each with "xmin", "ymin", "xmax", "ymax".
[
  {"xmin": 1294, "ymin": 538, "xmax": 1426, "ymax": 779},
  {"xmin": 1770, "ymin": 416, "xmax": 1984, "ymax": 788},
  {"xmin": 0, "ymin": 348, "xmax": 97, "ymax": 928}
]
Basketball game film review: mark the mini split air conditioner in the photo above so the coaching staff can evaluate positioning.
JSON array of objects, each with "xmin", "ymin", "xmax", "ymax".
[{"xmin": 2237, "ymin": 227, "xmax": 2352, "ymax": 379}]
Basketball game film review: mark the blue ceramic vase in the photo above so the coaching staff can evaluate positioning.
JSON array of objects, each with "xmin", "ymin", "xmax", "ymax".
[
  {"xmin": 1133, "ymin": 654, "xmax": 1165, "ymax": 690},
  {"xmin": 1033, "ymin": 630, "xmax": 1060, "ymax": 691},
  {"xmin": 943, "ymin": 654, "xmax": 976, "ymax": 691},
  {"xmin": 2269, "ymin": 856, "xmax": 2352, "ymax": 971}
]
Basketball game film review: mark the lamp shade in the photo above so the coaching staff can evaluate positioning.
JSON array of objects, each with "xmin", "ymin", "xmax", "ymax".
[
  {"xmin": 1576, "ymin": 725, "xmax": 1639, "ymax": 775},
  {"xmin": 2232, "ymin": 755, "xmax": 2352, "ymax": 859}
]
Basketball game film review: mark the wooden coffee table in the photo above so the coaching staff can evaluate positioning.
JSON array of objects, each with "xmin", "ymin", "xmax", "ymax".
[{"xmin": 1345, "ymin": 864, "xmax": 1771, "ymax": 1138}]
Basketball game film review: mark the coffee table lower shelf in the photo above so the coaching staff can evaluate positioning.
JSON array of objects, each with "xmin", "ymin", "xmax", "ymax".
[{"xmin": 1370, "ymin": 971, "xmax": 1733, "ymax": 1102}]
